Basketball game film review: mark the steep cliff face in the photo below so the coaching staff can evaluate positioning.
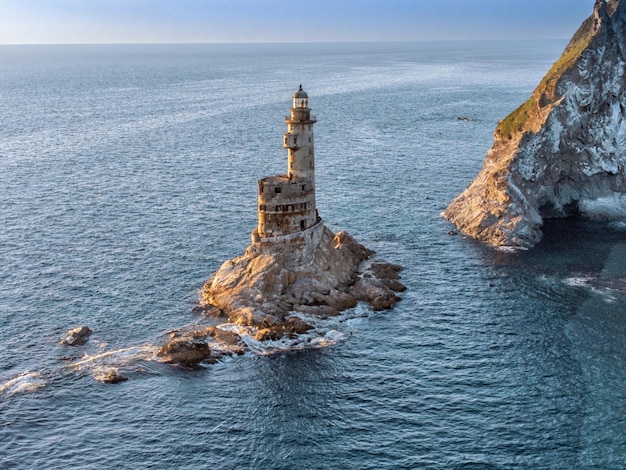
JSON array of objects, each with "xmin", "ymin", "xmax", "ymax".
[{"xmin": 443, "ymin": 0, "xmax": 626, "ymax": 248}]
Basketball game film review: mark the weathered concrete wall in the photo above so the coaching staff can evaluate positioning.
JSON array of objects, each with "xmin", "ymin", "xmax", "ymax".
[
  {"xmin": 257, "ymin": 175, "xmax": 316, "ymax": 237},
  {"xmin": 285, "ymin": 110, "xmax": 316, "ymax": 185},
  {"xmin": 256, "ymin": 87, "xmax": 318, "ymax": 240}
]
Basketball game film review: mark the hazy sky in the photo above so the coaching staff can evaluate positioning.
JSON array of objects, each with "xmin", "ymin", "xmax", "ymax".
[{"xmin": 0, "ymin": 0, "xmax": 596, "ymax": 45}]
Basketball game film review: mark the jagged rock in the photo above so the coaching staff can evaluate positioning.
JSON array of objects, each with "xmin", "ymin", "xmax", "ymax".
[
  {"xmin": 159, "ymin": 327, "xmax": 247, "ymax": 362},
  {"xmin": 253, "ymin": 316, "xmax": 313, "ymax": 341},
  {"xmin": 326, "ymin": 289, "xmax": 358, "ymax": 310},
  {"xmin": 200, "ymin": 222, "xmax": 404, "ymax": 340},
  {"xmin": 93, "ymin": 367, "xmax": 128, "ymax": 384},
  {"xmin": 212, "ymin": 329, "xmax": 244, "ymax": 347},
  {"xmin": 157, "ymin": 326, "xmax": 246, "ymax": 367},
  {"xmin": 350, "ymin": 278, "xmax": 401, "ymax": 311},
  {"xmin": 381, "ymin": 279, "xmax": 408, "ymax": 293},
  {"xmin": 295, "ymin": 304, "xmax": 341, "ymax": 317},
  {"xmin": 61, "ymin": 326, "xmax": 92, "ymax": 346},
  {"xmin": 443, "ymin": 0, "xmax": 626, "ymax": 248},
  {"xmin": 157, "ymin": 338, "xmax": 215, "ymax": 366},
  {"xmin": 284, "ymin": 317, "xmax": 314, "ymax": 336},
  {"xmin": 369, "ymin": 263, "xmax": 403, "ymax": 280}
]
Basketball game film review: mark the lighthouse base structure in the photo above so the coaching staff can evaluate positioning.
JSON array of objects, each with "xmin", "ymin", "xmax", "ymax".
[{"xmin": 250, "ymin": 216, "xmax": 323, "ymax": 255}]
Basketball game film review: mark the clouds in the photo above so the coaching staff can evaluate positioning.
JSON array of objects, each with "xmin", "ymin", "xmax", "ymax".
[{"xmin": 0, "ymin": 0, "xmax": 594, "ymax": 44}]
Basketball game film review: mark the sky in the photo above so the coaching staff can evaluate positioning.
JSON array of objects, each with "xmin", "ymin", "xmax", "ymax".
[{"xmin": 0, "ymin": 0, "xmax": 596, "ymax": 45}]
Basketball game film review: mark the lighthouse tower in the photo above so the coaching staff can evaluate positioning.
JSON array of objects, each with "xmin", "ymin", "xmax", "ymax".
[
  {"xmin": 285, "ymin": 85, "xmax": 316, "ymax": 187},
  {"xmin": 254, "ymin": 86, "xmax": 319, "ymax": 242}
]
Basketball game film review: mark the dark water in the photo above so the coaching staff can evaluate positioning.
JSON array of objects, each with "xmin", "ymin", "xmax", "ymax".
[{"xmin": 0, "ymin": 41, "xmax": 624, "ymax": 469}]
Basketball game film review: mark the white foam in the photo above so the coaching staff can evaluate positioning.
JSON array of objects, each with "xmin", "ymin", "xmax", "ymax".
[
  {"xmin": 91, "ymin": 366, "xmax": 125, "ymax": 384},
  {"xmin": 563, "ymin": 276, "xmax": 594, "ymax": 287},
  {"xmin": 217, "ymin": 320, "xmax": 348, "ymax": 356},
  {"xmin": 496, "ymin": 245, "xmax": 526, "ymax": 253},
  {"xmin": 0, "ymin": 372, "xmax": 45, "ymax": 397},
  {"xmin": 308, "ymin": 329, "xmax": 346, "ymax": 348},
  {"xmin": 608, "ymin": 220, "xmax": 626, "ymax": 230},
  {"xmin": 68, "ymin": 345, "xmax": 157, "ymax": 371},
  {"xmin": 345, "ymin": 316, "xmax": 367, "ymax": 327},
  {"xmin": 562, "ymin": 276, "xmax": 618, "ymax": 303},
  {"xmin": 599, "ymin": 291, "xmax": 618, "ymax": 303}
]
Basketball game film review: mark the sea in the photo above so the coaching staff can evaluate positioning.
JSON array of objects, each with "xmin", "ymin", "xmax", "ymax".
[{"xmin": 0, "ymin": 40, "xmax": 625, "ymax": 469}]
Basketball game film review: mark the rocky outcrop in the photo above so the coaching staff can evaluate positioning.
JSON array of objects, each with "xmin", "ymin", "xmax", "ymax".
[
  {"xmin": 199, "ymin": 222, "xmax": 404, "ymax": 341},
  {"xmin": 443, "ymin": 0, "xmax": 626, "ymax": 248},
  {"xmin": 157, "ymin": 326, "xmax": 246, "ymax": 366},
  {"xmin": 61, "ymin": 326, "xmax": 92, "ymax": 346},
  {"xmin": 158, "ymin": 338, "xmax": 214, "ymax": 366},
  {"xmin": 92, "ymin": 367, "xmax": 128, "ymax": 384}
]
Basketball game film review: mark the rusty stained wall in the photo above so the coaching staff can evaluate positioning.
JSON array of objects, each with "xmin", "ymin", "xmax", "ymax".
[
  {"xmin": 285, "ymin": 108, "xmax": 315, "ymax": 185},
  {"xmin": 257, "ymin": 175, "xmax": 316, "ymax": 238},
  {"xmin": 286, "ymin": 124, "xmax": 315, "ymax": 185}
]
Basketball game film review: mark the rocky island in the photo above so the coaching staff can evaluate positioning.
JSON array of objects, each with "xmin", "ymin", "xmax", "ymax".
[
  {"xmin": 160, "ymin": 86, "xmax": 404, "ymax": 365},
  {"xmin": 443, "ymin": 0, "xmax": 626, "ymax": 248}
]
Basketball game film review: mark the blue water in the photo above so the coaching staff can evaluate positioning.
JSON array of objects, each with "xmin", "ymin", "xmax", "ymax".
[{"xmin": 0, "ymin": 41, "xmax": 625, "ymax": 469}]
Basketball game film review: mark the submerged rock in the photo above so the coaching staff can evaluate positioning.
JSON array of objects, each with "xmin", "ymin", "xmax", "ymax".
[
  {"xmin": 61, "ymin": 326, "xmax": 92, "ymax": 346},
  {"xmin": 200, "ymin": 222, "xmax": 404, "ymax": 340},
  {"xmin": 92, "ymin": 367, "xmax": 128, "ymax": 384},
  {"xmin": 443, "ymin": 0, "xmax": 626, "ymax": 248}
]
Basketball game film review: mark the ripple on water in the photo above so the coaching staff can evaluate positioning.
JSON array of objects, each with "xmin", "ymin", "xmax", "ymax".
[{"xmin": 0, "ymin": 42, "xmax": 625, "ymax": 469}]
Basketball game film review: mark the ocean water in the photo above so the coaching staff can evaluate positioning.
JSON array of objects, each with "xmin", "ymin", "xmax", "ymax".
[{"xmin": 0, "ymin": 41, "xmax": 625, "ymax": 469}]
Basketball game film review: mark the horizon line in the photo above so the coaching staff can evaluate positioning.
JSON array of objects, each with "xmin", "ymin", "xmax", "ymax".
[{"xmin": 0, "ymin": 37, "xmax": 571, "ymax": 47}]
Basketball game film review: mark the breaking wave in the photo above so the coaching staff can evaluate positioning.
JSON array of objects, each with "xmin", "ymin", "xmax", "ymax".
[
  {"xmin": 67, "ymin": 345, "xmax": 157, "ymax": 371},
  {"xmin": 1, "ymin": 307, "xmax": 366, "ymax": 397},
  {"xmin": 0, "ymin": 371, "xmax": 46, "ymax": 397},
  {"xmin": 67, "ymin": 345, "xmax": 159, "ymax": 383},
  {"xmin": 563, "ymin": 276, "xmax": 594, "ymax": 287},
  {"xmin": 222, "ymin": 323, "xmax": 347, "ymax": 356},
  {"xmin": 562, "ymin": 275, "xmax": 619, "ymax": 303}
]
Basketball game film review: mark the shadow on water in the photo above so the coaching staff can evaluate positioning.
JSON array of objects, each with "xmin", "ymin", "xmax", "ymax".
[
  {"xmin": 523, "ymin": 218, "xmax": 626, "ymax": 272},
  {"xmin": 512, "ymin": 218, "xmax": 626, "ymax": 306},
  {"xmin": 480, "ymin": 217, "xmax": 626, "ymax": 468},
  {"xmin": 479, "ymin": 218, "xmax": 625, "ymax": 272}
]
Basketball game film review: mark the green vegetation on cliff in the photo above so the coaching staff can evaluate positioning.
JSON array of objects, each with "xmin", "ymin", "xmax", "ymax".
[{"xmin": 495, "ymin": 15, "xmax": 596, "ymax": 140}]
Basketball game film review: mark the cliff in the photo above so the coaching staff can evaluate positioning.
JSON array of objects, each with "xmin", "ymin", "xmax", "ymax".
[{"xmin": 443, "ymin": 0, "xmax": 626, "ymax": 248}]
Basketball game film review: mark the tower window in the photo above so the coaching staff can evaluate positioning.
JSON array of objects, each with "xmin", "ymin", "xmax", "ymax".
[
  {"xmin": 275, "ymin": 187, "xmax": 282, "ymax": 194},
  {"xmin": 302, "ymin": 184, "xmax": 306, "ymax": 191}
]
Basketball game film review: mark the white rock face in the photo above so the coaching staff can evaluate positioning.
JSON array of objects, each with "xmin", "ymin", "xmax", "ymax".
[{"xmin": 443, "ymin": 0, "xmax": 626, "ymax": 248}]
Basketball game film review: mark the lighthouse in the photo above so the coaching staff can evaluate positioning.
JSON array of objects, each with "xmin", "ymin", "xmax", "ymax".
[
  {"xmin": 254, "ymin": 86, "xmax": 320, "ymax": 242},
  {"xmin": 285, "ymin": 84, "xmax": 316, "ymax": 186}
]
